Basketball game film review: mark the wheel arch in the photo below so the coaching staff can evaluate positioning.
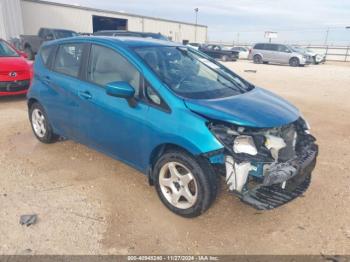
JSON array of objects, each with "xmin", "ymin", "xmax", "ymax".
[
  {"xmin": 27, "ymin": 98, "xmax": 39, "ymax": 110},
  {"xmin": 289, "ymin": 56, "xmax": 300, "ymax": 62},
  {"xmin": 147, "ymin": 143, "xmax": 201, "ymax": 186},
  {"xmin": 253, "ymin": 53, "xmax": 264, "ymax": 62}
]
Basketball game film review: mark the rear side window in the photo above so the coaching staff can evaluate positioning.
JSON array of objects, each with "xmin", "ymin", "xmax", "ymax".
[
  {"xmin": 87, "ymin": 45, "xmax": 141, "ymax": 96},
  {"xmin": 53, "ymin": 43, "xmax": 84, "ymax": 77},
  {"xmin": 40, "ymin": 45, "xmax": 55, "ymax": 67}
]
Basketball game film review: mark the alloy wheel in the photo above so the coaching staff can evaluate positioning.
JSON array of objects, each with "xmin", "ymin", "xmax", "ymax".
[
  {"xmin": 32, "ymin": 108, "xmax": 46, "ymax": 138},
  {"xmin": 159, "ymin": 162, "xmax": 198, "ymax": 209}
]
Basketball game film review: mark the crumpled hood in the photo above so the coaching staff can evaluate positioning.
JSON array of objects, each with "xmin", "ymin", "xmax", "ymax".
[{"xmin": 184, "ymin": 87, "xmax": 300, "ymax": 128}]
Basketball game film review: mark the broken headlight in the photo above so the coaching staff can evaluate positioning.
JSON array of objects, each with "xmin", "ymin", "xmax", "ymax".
[
  {"xmin": 298, "ymin": 116, "xmax": 311, "ymax": 134},
  {"xmin": 233, "ymin": 135, "xmax": 257, "ymax": 155}
]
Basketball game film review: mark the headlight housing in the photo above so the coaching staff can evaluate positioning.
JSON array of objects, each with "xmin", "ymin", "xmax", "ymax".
[
  {"xmin": 233, "ymin": 135, "xmax": 258, "ymax": 155},
  {"xmin": 299, "ymin": 115, "xmax": 311, "ymax": 130}
]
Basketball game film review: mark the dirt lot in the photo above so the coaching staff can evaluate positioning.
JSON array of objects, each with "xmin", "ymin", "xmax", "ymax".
[{"xmin": 0, "ymin": 60, "xmax": 349, "ymax": 255}]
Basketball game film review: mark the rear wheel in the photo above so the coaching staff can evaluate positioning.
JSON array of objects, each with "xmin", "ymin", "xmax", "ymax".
[
  {"xmin": 289, "ymin": 57, "xmax": 300, "ymax": 67},
  {"xmin": 222, "ymin": 55, "xmax": 229, "ymax": 62},
  {"xmin": 253, "ymin": 54, "xmax": 263, "ymax": 64},
  {"xmin": 153, "ymin": 150, "xmax": 218, "ymax": 218},
  {"xmin": 29, "ymin": 102, "xmax": 58, "ymax": 143}
]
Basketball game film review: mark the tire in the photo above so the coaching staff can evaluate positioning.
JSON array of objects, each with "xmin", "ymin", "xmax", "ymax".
[
  {"xmin": 222, "ymin": 55, "xmax": 229, "ymax": 62},
  {"xmin": 253, "ymin": 54, "xmax": 263, "ymax": 64},
  {"xmin": 289, "ymin": 57, "xmax": 300, "ymax": 67},
  {"xmin": 24, "ymin": 46, "xmax": 34, "ymax": 60},
  {"xmin": 153, "ymin": 150, "xmax": 218, "ymax": 218},
  {"xmin": 29, "ymin": 102, "xmax": 58, "ymax": 143},
  {"xmin": 263, "ymin": 61, "xmax": 269, "ymax": 64}
]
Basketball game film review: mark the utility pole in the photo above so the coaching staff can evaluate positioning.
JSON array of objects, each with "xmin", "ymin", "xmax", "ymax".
[
  {"xmin": 194, "ymin": 8, "xmax": 199, "ymax": 42},
  {"xmin": 324, "ymin": 28, "xmax": 329, "ymax": 45},
  {"xmin": 346, "ymin": 26, "xmax": 350, "ymax": 62}
]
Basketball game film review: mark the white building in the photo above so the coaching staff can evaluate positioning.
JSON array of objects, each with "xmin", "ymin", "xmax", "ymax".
[{"xmin": 0, "ymin": 0, "xmax": 208, "ymax": 43}]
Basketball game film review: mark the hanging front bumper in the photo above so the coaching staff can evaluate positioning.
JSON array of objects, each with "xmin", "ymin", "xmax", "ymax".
[{"xmin": 240, "ymin": 143, "xmax": 318, "ymax": 210}]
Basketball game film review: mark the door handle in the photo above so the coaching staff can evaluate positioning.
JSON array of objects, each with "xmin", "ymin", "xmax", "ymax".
[
  {"xmin": 79, "ymin": 91, "xmax": 92, "ymax": 100},
  {"xmin": 42, "ymin": 75, "xmax": 51, "ymax": 84}
]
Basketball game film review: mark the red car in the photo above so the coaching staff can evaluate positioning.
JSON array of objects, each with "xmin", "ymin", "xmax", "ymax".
[{"xmin": 0, "ymin": 39, "xmax": 33, "ymax": 96}]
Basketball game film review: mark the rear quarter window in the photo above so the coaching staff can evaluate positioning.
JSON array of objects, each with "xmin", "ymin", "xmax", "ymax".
[
  {"xmin": 40, "ymin": 45, "xmax": 56, "ymax": 67},
  {"xmin": 254, "ymin": 44, "xmax": 264, "ymax": 50}
]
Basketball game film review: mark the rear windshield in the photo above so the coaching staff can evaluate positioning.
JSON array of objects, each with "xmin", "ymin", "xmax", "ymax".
[
  {"xmin": 54, "ymin": 30, "xmax": 79, "ymax": 39},
  {"xmin": 0, "ymin": 41, "xmax": 19, "ymax": 57},
  {"xmin": 134, "ymin": 46, "xmax": 253, "ymax": 99}
]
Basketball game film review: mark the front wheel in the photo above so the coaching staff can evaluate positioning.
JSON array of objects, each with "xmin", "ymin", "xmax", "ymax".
[
  {"xmin": 153, "ymin": 150, "xmax": 218, "ymax": 218},
  {"xmin": 221, "ymin": 55, "xmax": 229, "ymax": 62},
  {"xmin": 289, "ymin": 57, "xmax": 300, "ymax": 67},
  {"xmin": 29, "ymin": 102, "xmax": 58, "ymax": 143}
]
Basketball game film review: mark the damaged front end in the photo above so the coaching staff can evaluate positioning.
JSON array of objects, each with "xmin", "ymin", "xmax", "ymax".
[{"xmin": 207, "ymin": 118, "xmax": 318, "ymax": 210}]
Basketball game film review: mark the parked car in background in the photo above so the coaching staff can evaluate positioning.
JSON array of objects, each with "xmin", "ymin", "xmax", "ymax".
[
  {"xmin": 20, "ymin": 28, "xmax": 79, "ymax": 60},
  {"xmin": 27, "ymin": 37, "xmax": 318, "ymax": 217},
  {"xmin": 0, "ymin": 39, "xmax": 33, "ymax": 96},
  {"xmin": 94, "ymin": 30, "xmax": 169, "ymax": 41},
  {"xmin": 199, "ymin": 44, "xmax": 239, "ymax": 61},
  {"xmin": 231, "ymin": 46, "xmax": 250, "ymax": 59},
  {"xmin": 291, "ymin": 46, "xmax": 326, "ymax": 64},
  {"xmin": 186, "ymin": 43, "xmax": 201, "ymax": 50},
  {"xmin": 249, "ymin": 43, "xmax": 310, "ymax": 66}
]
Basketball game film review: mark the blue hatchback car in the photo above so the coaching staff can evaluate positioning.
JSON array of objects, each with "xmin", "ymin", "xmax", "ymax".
[{"xmin": 27, "ymin": 37, "xmax": 318, "ymax": 217}]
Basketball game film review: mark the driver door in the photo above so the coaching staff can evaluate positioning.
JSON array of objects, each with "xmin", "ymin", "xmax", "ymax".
[{"xmin": 77, "ymin": 44, "xmax": 150, "ymax": 168}]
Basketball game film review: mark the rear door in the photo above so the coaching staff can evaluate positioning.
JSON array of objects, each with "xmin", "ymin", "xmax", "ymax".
[{"xmin": 47, "ymin": 42, "xmax": 87, "ymax": 139}]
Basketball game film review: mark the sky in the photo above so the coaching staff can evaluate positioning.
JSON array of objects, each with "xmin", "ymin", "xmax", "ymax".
[{"xmin": 47, "ymin": 0, "xmax": 350, "ymax": 45}]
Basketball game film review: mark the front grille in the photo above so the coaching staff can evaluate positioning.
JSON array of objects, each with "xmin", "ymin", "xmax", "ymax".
[
  {"xmin": 0, "ymin": 71, "xmax": 27, "ymax": 77},
  {"xmin": 0, "ymin": 80, "xmax": 30, "ymax": 92}
]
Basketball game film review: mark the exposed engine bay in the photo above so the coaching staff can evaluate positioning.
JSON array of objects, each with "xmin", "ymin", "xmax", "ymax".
[{"xmin": 207, "ymin": 117, "xmax": 318, "ymax": 210}]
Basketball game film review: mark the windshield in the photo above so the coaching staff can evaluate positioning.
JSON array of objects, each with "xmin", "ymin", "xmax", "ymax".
[
  {"xmin": 134, "ymin": 46, "xmax": 253, "ymax": 99},
  {"xmin": 54, "ymin": 30, "xmax": 79, "ymax": 39},
  {"xmin": 0, "ymin": 41, "xmax": 19, "ymax": 57},
  {"xmin": 291, "ymin": 46, "xmax": 305, "ymax": 53}
]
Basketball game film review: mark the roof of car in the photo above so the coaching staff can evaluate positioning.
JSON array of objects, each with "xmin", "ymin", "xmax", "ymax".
[{"xmin": 46, "ymin": 36, "xmax": 180, "ymax": 48}]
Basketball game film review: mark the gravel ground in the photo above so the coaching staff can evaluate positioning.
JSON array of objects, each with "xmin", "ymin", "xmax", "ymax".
[{"xmin": 0, "ymin": 60, "xmax": 349, "ymax": 255}]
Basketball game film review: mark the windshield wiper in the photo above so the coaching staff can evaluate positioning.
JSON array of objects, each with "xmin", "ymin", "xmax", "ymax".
[{"xmin": 217, "ymin": 77, "xmax": 243, "ymax": 93}]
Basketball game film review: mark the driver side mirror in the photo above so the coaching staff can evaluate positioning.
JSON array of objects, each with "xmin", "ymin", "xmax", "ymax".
[
  {"xmin": 106, "ymin": 81, "xmax": 137, "ymax": 107},
  {"xmin": 106, "ymin": 81, "xmax": 135, "ymax": 98}
]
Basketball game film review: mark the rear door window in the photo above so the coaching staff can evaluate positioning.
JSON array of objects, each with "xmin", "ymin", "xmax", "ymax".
[
  {"xmin": 53, "ymin": 43, "xmax": 84, "ymax": 78},
  {"xmin": 40, "ymin": 45, "xmax": 56, "ymax": 67}
]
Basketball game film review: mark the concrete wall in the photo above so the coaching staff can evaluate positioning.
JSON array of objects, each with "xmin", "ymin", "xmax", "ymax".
[
  {"xmin": 20, "ymin": 0, "xmax": 207, "ymax": 43},
  {"xmin": 0, "ymin": 0, "xmax": 24, "ymax": 40}
]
